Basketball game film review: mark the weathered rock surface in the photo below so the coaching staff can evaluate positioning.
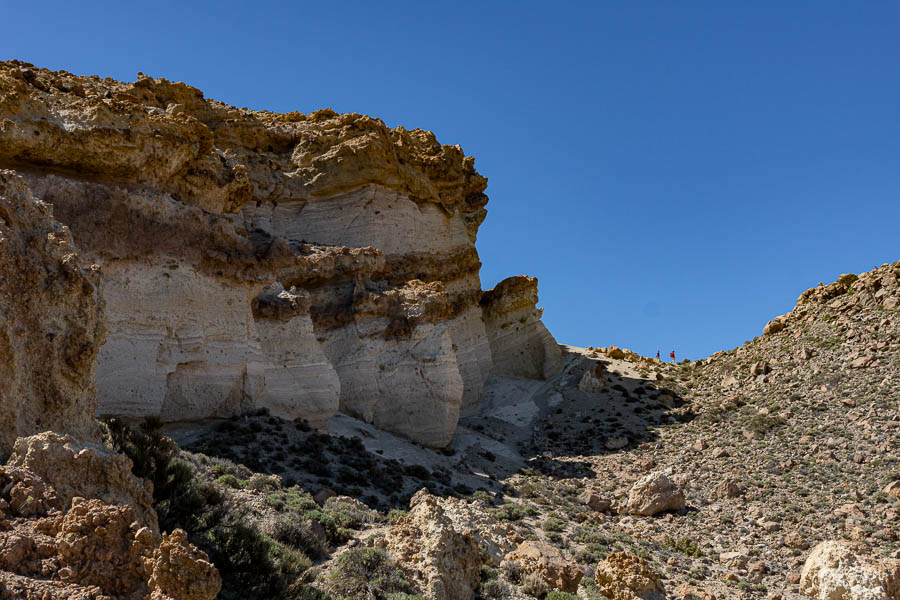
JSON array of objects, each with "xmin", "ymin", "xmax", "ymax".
[
  {"xmin": 800, "ymin": 541, "xmax": 900, "ymax": 600},
  {"xmin": 595, "ymin": 552, "xmax": 666, "ymax": 600},
  {"xmin": 623, "ymin": 470, "xmax": 686, "ymax": 516},
  {"xmin": 8, "ymin": 431, "xmax": 157, "ymax": 533},
  {"xmin": 0, "ymin": 443, "xmax": 219, "ymax": 600},
  {"xmin": 0, "ymin": 171, "xmax": 106, "ymax": 455},
  {"xmin": 386, "ymin": 490, "xmax": 484, "ymax": 600},
  {"xmin": 502, "ymin": 540, "xmax": 583, "ymax": 594},
  {"xmin": 480, "ymin": 276, "xmax": 563, "ymax": 381},
  {"xmin": 0, "ymin": 60, "xmax": 559, "ymax": 447}
]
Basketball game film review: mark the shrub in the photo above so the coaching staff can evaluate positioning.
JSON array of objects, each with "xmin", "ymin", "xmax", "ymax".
[
  {"xmin": 545, "ymin": 591, "xmax": 578, "ymax": 600},
  {"xmin": 521, "ymin": 572, "xmax": 549, "ymax": 598},
  {"xmin": 480, "ymin": 578, "xmax": 512, "ymax": 599},
  {"xmin": 542, "ymin": 517, "xmax": 565, "ymax": 532},
  {"xmin": 500, "ymin": 560, "xmax": 524, "ymax": 584},
  {"xmin": 326, "ymin": 548, "xmax": 415, "ymax": 599},
  {"xmin": 662, "ymin": 535, "xmax": 703, "ymax": 558},
  {"xmin": 208, "ymin": 521, "xmax": 308, "ymax": 600},
  {"xmin": 271, "ymin": 516, "xmax": 328, "ymax": 560}
]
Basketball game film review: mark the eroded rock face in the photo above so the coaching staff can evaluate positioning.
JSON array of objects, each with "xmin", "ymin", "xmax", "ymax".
[
  {"xmin": 595, "ymin": 552, "xmax": 666, "ymax": 600},
  {"xmin": 480, "ymin": 276, "xmax": 563, "ymax": 383},
  {"xmin": 0, "ymin": 447, "xmax": 219, "ymax": 600},
  {"xmin": 7, "ymin": 431, "xmax": 157, "ymax": 533},
  {"xmin": 800, "ymin": 541, "xmax": 900, "ymax": 600},
  {"xmin": 0, "ymin": 171, "xmax": 106, "ymax": 455},
  {"xmin": 0, "ymin": 60, "xmax": 558, "ymax": 447},
  {"xmin": 383, "ymin": 489, "xmax": 521, "ymax": 600}
]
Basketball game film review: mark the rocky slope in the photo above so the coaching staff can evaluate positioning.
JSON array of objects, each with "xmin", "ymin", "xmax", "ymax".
[
  {"xmin": 0, "ymin": 60, "xmax": 561, "ymax": 448},
  {"xmin": 167, "ymin": 261, "xmax": 898, "ymax": 600}
]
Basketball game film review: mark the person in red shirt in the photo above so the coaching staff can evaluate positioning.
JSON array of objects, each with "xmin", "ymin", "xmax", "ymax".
[{"xmin": 669, "ymin": 350, "xmax": 675, "ymax": 363}]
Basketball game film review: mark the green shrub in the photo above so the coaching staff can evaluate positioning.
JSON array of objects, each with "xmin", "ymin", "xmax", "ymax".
[
  {"xmin": 216, "ymin": 474, "xmax": 243, "ymax": 489},
  {"xmin": 545, "ymin": 592, "xmax": 579, "ymax": 600},
  {"xmin": 662, "ymin": 535, "xmax": 703, "ymax": 558},
  {"xmin": 480, "ymin": 578, "xmax": 511, "ymax": 599},
  {"xmin": 208, "ymin": 521, "xmax": 306, "ymax": 600},
  {"xmin": 271, "ymin": 516, "xmax": 328, "ymax": 559},
  {"xmin": 542, "ymin": 517, "xmax": 565, "ymax": 532},
  {"xmin": 326, "ymin": 548, "xmax": 416, "ymax": 599}
]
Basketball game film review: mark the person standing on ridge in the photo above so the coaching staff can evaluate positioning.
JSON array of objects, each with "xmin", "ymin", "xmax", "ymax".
[
  {"xmin": 670, "ymin": 350, "xmax": 675, "ymax": 363},
  {"xmin": 656, "ymin": 350, "xmax": 660, "ymax": 361}
]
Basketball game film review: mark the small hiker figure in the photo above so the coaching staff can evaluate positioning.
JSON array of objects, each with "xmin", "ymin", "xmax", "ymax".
[
  {"xmin": 670, "ymin": 350, "xmax": 676, "ymax": 363},
  {"xmin": 656, "ymin": 350, "xmax": 660, "ymax": 361}
]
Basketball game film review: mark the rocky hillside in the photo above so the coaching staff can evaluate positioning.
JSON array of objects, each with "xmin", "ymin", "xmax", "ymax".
[
  {"xmin": 0, "ymin": 59, "xmax": 560, "ymax": 449},
  {"xmin": 150, "ymin": 262, "xmax": 896, "ymax": 600}
]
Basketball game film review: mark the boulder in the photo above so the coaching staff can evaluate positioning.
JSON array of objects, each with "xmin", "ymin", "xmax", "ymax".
[
  {"xmin": 578, "ymin": 363, "xmax": 607, "ymax": 391},
  {"xmin": 147, "ymin": 529, "xmax": 222, "ymax": 600},
  {"xmin": 712, "ymin": 478, "xmax": 744, "ymax": 500},
  {"xmin": 750, "ymin": 361, "xmax": 771, "ymax": 377},
  {"xmin": 624, "ymin": 471, "xmax": 686, "ymax": 516},
  {"xmin": 800, "ymin": 540, "xmax": 900, "ymax": 600},
  {"xmin": 502, "ymin": 541, "xmax": 583, "ymax": 593},
  {"xmin": 606, "ymin": 345, "xmax": 627, "ymax": 360},
  {"xmin": 578, "ymin": 490, "xmax": 612, "ymax": 513},
  {"xmin": 763, "ymin": 316, "xmax": 787, "ymax": 336},
  {"xmin": 386, "ymin": 491, "xmax": 484, "ymax": 600},
  {"xmin": 595, "ymin": 552, "xmax": 666, "ymax": 600},
  {"xmin": 8, "ymin": 431, "xmax": 157, "ymax": 533}
]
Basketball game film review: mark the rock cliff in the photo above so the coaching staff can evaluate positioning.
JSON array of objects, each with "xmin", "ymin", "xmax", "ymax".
[
  {"xmin": 0, "ymin": 171, "xmax": 106, "ymax": 455},
  {"xmin": 0, "ymin": 60, "xmax": 561, "ymax": 447}
]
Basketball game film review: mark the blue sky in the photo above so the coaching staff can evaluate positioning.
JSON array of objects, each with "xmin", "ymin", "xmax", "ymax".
[{"xmin": 4, "ymin": 2, "xmax": 899, "ymax": 359}]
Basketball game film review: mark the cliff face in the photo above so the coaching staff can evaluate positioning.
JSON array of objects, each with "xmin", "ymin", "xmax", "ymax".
[
  {"xmin": 0, "ymin": 171, "xmax": 106, "ymax": 454},
  {"xmin": 0, "ymin": 60, "xmax": 559, "ymax": 447}
]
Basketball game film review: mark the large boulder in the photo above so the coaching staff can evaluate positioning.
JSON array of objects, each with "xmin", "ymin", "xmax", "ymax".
[
  {"xmin": 7, "ymin": 431, "xmax": 157, "ymax": 533},
  {"xmin": 0, "ymin": 170, "xmax": 106, "ymax": 454},
  {"xmin": 595, "ymin": 552, "xmax": 666, "ymax": 600},
  {"xmin": 623, "ymin": 471, "xmax": 686, "ymax": 516},
  {"xmin": 800, "ymin": 540, "xmax": 900, "ymax": 600},
  {"xmin": 385, "ymin": 491, "xmax": 484, "ymax": 600}
]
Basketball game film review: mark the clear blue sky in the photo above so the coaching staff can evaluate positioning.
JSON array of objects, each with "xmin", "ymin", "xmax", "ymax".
[{"xmin": 4, "ymin": 2, "xmax": 899, "ymax": 359}]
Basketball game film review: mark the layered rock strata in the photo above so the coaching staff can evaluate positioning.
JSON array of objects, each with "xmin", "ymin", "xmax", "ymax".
[
  {"xmin": 0, "ymin": 170, "xmax": 106, "ymax": 454},
  {"xmin": 481, "ymin": 276, "xmax": 563, "ymax": 380},
  {"xmin": 0, "ymin": 60, "xmax": 560, "ymax": 447}
]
